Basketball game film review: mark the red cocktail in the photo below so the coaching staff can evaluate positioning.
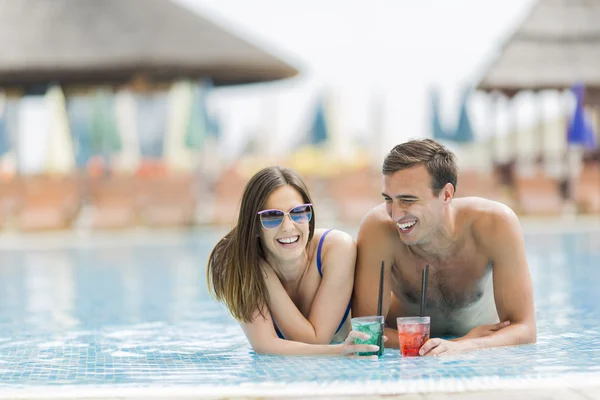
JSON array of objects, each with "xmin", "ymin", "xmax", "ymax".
[{"xmin": 396, "ymin": 317, "xmax": 430, "ymax": 357}]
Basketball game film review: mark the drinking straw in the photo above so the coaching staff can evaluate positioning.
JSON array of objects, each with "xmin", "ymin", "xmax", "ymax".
[
  {"xmin": 419, "ymin": 264, "xmax": 430, "ymax": 317},
  {"xmin": 377, "ymin": 260, "xmax": 384, "ymax": 316}
]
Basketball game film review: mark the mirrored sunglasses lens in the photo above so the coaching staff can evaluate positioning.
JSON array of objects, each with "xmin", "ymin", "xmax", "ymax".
[
  {"xmin": 260, "ymin": 210, "xmax": 284, "ymax": 229},
  {"xmin": 290, "ymin": 205, "xmax": 312, "ymax": 224}
]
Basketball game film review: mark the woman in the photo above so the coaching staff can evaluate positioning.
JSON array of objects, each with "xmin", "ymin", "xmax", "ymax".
[{"xmin": 207, "ymin": 166, "xmax": 380, "ymax": 355}]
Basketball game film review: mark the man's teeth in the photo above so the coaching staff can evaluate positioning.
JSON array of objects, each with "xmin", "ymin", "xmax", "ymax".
[
  {"xmin": 398, "ymin": 221, "xmax": 416, "ymax": 230},
  {"xmin": 277, "ymin": 236, "xmax": 299, "ymax": 244}
]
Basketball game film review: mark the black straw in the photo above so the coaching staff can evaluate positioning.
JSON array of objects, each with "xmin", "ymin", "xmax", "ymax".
[
  {"xmin": 420, "ymin": 264, "xmax": 429, "ymax": 317},
  {"xmin": 377, "ymin": 261, "xmax": 384, "ymax": 316}
]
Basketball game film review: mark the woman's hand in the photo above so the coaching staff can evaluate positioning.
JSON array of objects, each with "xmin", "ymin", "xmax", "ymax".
[{"xmin": 340, "ymin": 330, "xmax": 387, "ymax": 357}]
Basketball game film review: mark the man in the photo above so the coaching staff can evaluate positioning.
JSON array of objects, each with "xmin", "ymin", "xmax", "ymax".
[{"xmin": 353, "ymin": 138, "xmax": 536, "ymax": 356}]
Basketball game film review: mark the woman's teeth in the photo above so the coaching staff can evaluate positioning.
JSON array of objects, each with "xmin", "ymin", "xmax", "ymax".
[{"xmin": 277, "ymin": 236, "xmax": 299, "ymax": 244}]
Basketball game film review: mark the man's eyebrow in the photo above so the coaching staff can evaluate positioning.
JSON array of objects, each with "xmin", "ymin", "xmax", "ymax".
[{"xmin": 381, "ymin": 193, "xmax": 419, "ymax": 200}]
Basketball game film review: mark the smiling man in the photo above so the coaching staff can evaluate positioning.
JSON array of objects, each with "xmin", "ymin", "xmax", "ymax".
[{"xmin": 352, "ymin": 139, "xmax": 536, "ymax": 355}]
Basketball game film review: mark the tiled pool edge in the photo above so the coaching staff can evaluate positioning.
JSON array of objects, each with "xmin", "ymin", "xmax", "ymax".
[{"xmin": 1, "ymin": 372, "xmax": 599, "ymax": 399}]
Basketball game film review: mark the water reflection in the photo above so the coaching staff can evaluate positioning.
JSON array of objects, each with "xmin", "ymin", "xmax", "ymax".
[
  {"xmin": 23, "ymin": 251, "xmax": 77, "ymax": 331},
  {"xmin": 0, "ymin": 230, "xmax": 597, "ymax": 387}
]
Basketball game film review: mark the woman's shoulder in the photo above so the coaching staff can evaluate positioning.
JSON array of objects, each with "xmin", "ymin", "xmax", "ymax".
[
  {"xmin": 312, "ymin": 228, "xmax": 356, "ymax": 252},
  {"xmin": 311, "ymin": 229, "xmax": 357, "ymax": 274}
]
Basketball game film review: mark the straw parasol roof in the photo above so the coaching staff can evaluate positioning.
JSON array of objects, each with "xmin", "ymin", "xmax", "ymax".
[
  {"xmin": 476, "ymin": 0, "xmax": 600, "ymax": 104},
  {"xmin": 0, "ymin": 0, "xmax": 298, "ymax": 90}
]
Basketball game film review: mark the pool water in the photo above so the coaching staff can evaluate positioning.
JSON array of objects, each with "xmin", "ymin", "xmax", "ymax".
[{"xmin": 0, "ymin": 228, "xmax": 598, "ymax": 397}]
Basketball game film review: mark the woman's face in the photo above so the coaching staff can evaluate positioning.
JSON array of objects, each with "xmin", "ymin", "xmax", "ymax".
[{"xmin": 258, "ymin": 185, "xmax": 311, "ymax": 263}]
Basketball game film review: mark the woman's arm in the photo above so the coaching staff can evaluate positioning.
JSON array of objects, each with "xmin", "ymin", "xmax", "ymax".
[
  {"xmin": 266, "ymin": 230, "xmax": 356, "ymax": 344},
  {"xmin": 240, "ymin": 306, "xmax": 377, "ymax": 356}
]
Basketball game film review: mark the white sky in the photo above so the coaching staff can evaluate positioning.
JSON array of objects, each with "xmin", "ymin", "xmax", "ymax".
[{"xmin": 176, "ymin": 0, "xmax": 539, "ymax": 160}]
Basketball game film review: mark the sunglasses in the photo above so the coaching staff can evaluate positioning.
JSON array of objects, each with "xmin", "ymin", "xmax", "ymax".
[{"xmin": 257, "ymin": 203, "xmax": 313, "ymax": 230}]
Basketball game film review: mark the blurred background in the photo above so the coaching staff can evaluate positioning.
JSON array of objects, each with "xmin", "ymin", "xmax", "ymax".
[{"xmin": 0, "ymin": 0, "xmax": 598, "ymax": 232}]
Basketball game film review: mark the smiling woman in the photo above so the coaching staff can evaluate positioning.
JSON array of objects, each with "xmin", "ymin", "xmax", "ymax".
[{"xmin": 206, "ymin": 166, "xmax": 380, "ymax": 356}]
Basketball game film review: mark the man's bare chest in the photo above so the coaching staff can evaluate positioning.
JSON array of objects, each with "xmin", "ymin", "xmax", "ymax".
[{"xmin": 390, "ymin": 254, "xmax": 492, "ymax": 313}]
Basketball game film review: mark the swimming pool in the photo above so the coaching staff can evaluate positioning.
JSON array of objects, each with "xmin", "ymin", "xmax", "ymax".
[{"xmin": 0, "ymin": 225, "xmax": 599, "ymax": 398}]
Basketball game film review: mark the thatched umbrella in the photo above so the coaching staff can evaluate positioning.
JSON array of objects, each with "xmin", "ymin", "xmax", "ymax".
[
  {"xmin": 0, "ymin": 0, "xmax": 298, "ymax": 176},
  {"xmin": 476, "ymin": 0, "xmax": 600, "ymax": 178},
  {"xmin": 0, "ymin": 0, "xmax": 298, "ymax": 91},
  {"xmin": 477, "ymin": 0, "xmax": 600, "ymax": 103}
]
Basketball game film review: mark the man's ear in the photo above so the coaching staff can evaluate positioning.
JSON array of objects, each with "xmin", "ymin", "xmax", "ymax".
[{"xmin": 443, "ymin": 182, "xmax": 455, "ymax": 202}]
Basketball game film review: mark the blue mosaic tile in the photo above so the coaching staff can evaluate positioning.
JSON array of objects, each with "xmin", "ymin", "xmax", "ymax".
[{"xmin": 0, "ymin": 231, "xmax": 597, "ymax": 397}]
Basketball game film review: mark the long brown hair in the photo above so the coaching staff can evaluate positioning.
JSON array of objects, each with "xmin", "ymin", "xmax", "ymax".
[
  {"xmin": 206, "ymin": 166, "xmax": 315, "ymax": 323},
  {"xmin": 382, "ymin": 138, "xmax": 458, "ymax": 196}
]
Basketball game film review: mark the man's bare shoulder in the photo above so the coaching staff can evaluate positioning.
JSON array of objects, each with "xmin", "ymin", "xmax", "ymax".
[
  {"xmin": 356, "ymin": 204, "xmax": 400, "ymax": 260},
  {"xmin": 454, "ymin": 197, "xmax": 521, "ymax": 249},
  {"xmin": 358, "ymin": 203, "xmax": 396, "ymax": 238}
]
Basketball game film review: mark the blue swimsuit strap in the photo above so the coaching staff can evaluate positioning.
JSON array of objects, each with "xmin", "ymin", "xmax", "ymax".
[
  {"xmin": 316, "ymin": 229, "xmax": 333, "ymax": 276},
  {"xmin": 274, "ymin": 229, "xmax": 351, "ymax": 339}
]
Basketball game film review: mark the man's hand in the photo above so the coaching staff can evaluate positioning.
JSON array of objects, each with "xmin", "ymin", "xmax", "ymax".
[
  {"xmin": 462, "ymin": 321, "xmax": 511, "ymax": 340},
  {"xmin": 419, "ymin": 338, "xmax": 469, "ymax": 356},
  {"xmin": 419, "ymin": 321, "xmax": 511, "ymax": 356}
]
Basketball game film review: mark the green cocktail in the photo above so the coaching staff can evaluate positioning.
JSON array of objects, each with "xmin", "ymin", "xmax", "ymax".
[{"xmin": 351, "ymin": 316, "xmax": 385, "ymax": 357}]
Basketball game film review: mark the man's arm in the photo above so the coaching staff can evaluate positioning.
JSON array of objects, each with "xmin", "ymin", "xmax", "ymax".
[
  {"xmin": 459, "ymin": 206, "xmax": 536, "ymax": 349},
  {"xmin": 353, "ymin": 205, "xmax": 398, "ymax": 348},
  {"xmin": 421, "ymin": 205, "xmax": 536, "ymax": 355}
]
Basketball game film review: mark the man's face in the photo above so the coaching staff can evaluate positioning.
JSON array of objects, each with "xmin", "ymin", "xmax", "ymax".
[{"xmin": 382, "ymin": 165, "xmax": 446, "ymax": 245}]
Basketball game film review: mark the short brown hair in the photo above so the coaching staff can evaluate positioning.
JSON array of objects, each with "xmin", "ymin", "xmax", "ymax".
[
  {"xmin": 206, "ymin": 166, "xmax": 315, "ymax": 323},
  {"xmin": 382, "ymin": 138, "xmax": 457, "ymax": 196}
]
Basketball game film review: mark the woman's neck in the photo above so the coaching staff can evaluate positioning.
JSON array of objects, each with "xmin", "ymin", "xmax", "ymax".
[{"xmin": 267, "ymin": 252, "xmax": 310, "ymax": 289}]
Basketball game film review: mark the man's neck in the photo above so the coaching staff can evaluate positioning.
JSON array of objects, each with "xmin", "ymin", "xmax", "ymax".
[{"xmin": 410, "ymin": 206, "xmax": 457, "ymax": 262}]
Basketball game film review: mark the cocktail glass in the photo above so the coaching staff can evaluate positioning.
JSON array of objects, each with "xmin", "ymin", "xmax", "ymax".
[
  {"xmin": 351, "ymin": 316, "xmax": 385, "ymax": 357},
  {"xmin": 396, "ymin": 316, "xmax": 430, "ymax": 357}
]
